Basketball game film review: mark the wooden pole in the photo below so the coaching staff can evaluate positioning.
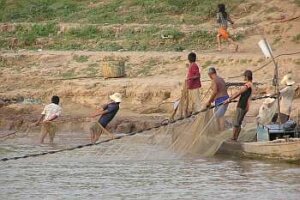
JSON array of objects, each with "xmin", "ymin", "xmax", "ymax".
[{"xmin": 263, "ymin": 38, "xmax": 281, "ymax": 124}]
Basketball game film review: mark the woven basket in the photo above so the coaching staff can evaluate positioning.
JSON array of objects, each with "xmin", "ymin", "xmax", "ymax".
[{"xmin": 101, "ymin": 61, "xmax": 125, "ymax": 78}]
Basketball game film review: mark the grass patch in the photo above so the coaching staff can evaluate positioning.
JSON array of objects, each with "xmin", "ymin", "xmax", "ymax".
[
  {"xmin": 0, "ymin": 23, "xmax": 242, "ymax": 51},
  {"xmin": 202, "ymin": 60, "xmax": 218, "ymax": 69},
  {"xmin": 0, "ymin": 22, "xmax": 58, "ymax": 47},
  {"xmin": 292, "ymin": 34, "xmax": 300, "ymax": 43},
  {"xmin": 60, "ymin": 68, "xmax": 76, "ymax": 78},
  {"xmin": 73, "ymin": 55, "xmax": 89, "ymax": 63},
  {"xmin": 0, "ymin": 0, "xmax": 244, "ymax": 25},
  {"xmin": 1, "ymin": 0, "xmax": 84, "ymax": 22},
  {"xmin": 85, "ymin": 63, "xmax": 99, "ymax": 75}
]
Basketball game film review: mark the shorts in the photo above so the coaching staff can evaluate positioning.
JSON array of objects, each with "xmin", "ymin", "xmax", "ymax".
[
  {"xmin": 218, "ymin": 27, "xmax": 229, "ymax": 40},
  {"xmin": 42, "ymin": 122, "xmax": 57, "ymax": 138},
  {"xmin": 215, "ymin": 104, "xmax": 229, "ymax": 118},
  {"xmin": 233, "ymin": 108, "xmax": 247, "ymax": 128},
  {"xmin": 90, "ymin": 122, "xmax": 105, "ymax": 135},
  {"xmin": 214, "ymin": 95, "xmax": 229, "ymax": 118}
]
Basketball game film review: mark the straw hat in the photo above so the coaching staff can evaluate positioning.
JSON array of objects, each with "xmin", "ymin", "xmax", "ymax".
[
  {"xmin": 281, "ymin": 73, "xmax": 295, "ymax": 86},
  {"xmin": 109, "ymin": 93, "xmax": 122, "ymax": 103},
  {"xmin": 263, "ymin": 97, "xmax": 275, "ymax": 105}
]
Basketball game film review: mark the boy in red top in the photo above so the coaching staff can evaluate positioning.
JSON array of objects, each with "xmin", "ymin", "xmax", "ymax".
[{"xmin": 186, "ymin": 52, "xmax": 202, "ymax": 114}]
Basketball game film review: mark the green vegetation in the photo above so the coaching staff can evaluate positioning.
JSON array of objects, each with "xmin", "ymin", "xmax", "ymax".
[
  {"xmin": 1, "ymin": 23, "xmax": 231, "ymax": 51},
  {"xmin": 202, "ymin": 60, "xmax": 218, "ymax": 69},
  {"xmin": 73, "ymin": 55, "xmax": 89, "ymax": 63},
  {"xmin": 292, "ymin": 34, "xmax": 300, "ymax": 44},
  {"xmin": 0, "ymin": 0, "xmax": 243, "ymax": 24},
  {"xmin": 60, "ymin": 68, "xmax": 76, "ymax": 78},
  {"xmin": 0, "ymin": 0, "xmax": 248, "ymax": 51}
]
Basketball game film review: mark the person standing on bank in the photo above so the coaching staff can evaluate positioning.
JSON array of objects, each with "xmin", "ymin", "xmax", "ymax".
[
  {"xmin": 224, "ymin": 70, "xmax": 253, "ymax": 141},
  {"xmin": 90, "ymin": 93, "xmax": 122, "ymax": 143},
  {"xmin": 272, "ymin": 73, "xmax": 297, "ymax": 123},
  {"xmin": 205, "ymin": 67, "xmax": 229, "ymax": 131},
  {"xmin": 216, "ymin": 3, "xmax": 239, "ymax": 52},
  {"xmin": 186, "ymin": 52, "xmax": 202, "ymax": 114}
]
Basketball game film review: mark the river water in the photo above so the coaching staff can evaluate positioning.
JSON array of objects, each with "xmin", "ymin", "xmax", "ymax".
[{"xmin": 0, "ymin": 133, "xmax": 300, "ymax": 200}]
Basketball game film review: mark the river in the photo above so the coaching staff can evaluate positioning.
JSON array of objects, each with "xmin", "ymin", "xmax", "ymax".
[{"xmin": 0, "ymin": 134, "xmax": 300, "ymax": 200}]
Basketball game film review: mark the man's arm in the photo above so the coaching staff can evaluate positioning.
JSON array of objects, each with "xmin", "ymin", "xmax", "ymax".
[
  {"xmin": 226, "ymin": 85, "xmax": 249, "ymax": 103},
  {"xmin": 45, "ymin": 115, "xmax": 58, "ymax": 122},
  {"xmin": 91, "ymin": 109, "xmax": 109, "ymax": 118},
  {"xmin": 206, "ymin": 82, "xmax": 217, "ymax": 107},
  {"xmin": 36, "ymin": 114, "xmax": 45, "ymax": 126}
]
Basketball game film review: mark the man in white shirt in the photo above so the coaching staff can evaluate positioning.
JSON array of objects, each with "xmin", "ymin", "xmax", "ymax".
[
  {"xmin": 272, "ymin": 73, "xmax": 297, "ymax": 123},
  {"xmin": 36, "ymin": 96, "xmax": 62, "ymax": 144}
]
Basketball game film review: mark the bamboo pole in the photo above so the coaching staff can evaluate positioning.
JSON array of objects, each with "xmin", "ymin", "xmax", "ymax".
[{"xmin": 263, "ymin": 38, "xmax": 282, "ymax": 125}]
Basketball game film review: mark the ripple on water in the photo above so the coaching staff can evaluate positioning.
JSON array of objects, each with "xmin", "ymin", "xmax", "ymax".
[{"xmin": 1, "ymin": 135, "xmax": 300, "ymax": 200}]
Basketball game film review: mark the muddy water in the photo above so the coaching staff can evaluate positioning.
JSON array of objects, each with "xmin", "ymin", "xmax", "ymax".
[{"xmin": 0, "ymin": 134, "xmax": 300, "ymax": 200}]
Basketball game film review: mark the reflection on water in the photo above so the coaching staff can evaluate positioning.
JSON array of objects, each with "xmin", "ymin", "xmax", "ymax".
[{"xmin": 0, "ymin": 134, "xmax": 300, "ymax": 200}]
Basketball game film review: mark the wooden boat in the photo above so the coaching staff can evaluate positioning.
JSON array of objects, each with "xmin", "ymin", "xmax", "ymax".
[
  {"xmin": 217, "ymin": 139, "xmax": 300, "ymax": 163},
  {"xmin": 216, "ymin": 123, "xmax": 300, "ymax": 164}
]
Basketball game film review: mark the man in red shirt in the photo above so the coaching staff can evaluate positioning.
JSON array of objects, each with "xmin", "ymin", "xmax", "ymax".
[{"xmin": 186, "ymin": 52, "xmax": 202, "ymax": 114}]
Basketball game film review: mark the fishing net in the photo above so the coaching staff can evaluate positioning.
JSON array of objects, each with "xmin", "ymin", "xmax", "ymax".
[{"xmin": 149, "ymin": 109, "xmax": 257, "ymax": 157}]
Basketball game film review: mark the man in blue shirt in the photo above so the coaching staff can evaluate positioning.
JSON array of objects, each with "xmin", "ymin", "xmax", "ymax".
[{"xmin": 90, "ymin": 93, "xmax": 122, "ymax": 143}]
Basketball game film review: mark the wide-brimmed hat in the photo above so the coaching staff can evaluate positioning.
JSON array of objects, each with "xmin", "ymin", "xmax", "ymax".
[
  {"xmin": 263, "ymin": 97, "xmax": 275, "ymax": 105},
  {"xmin": 109, "ymin": 93, "xmax": 122, "ymax": 103},
  {"xmin": 281, "ymin": 73, "xmax": 295, "ymax": 86}
]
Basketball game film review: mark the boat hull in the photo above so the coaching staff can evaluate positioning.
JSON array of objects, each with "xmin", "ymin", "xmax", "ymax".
[{"xmin": 217, "ymin": 140, "xmax": 300, "ymax": 164}]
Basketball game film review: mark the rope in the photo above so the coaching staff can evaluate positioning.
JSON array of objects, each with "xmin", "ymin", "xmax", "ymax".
[
  {"xmin": 227, "ymin": 51, "xmax": 300, "ymax": 79},
  {"xmin": 0, "ymin": 94, "xmax": 276, "ymax": 162}
]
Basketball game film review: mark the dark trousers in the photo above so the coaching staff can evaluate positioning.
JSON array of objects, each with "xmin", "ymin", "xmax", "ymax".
[{"xmin": 272, "ymin": 113, "xmax": 289, "ymax": 123}]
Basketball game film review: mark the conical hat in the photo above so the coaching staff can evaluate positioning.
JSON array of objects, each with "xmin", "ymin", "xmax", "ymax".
[{"xmin": 281, "ymin": 73, "xmax": 295, "ymax": 86}]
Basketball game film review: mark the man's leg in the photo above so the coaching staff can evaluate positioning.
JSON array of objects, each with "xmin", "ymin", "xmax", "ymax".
[
  {"xmin": 215, "ymin": 104, "xmax": 228, "ymax": 132},
  {"xmin": 40, "ymin": 124, "xmax": 48, "ymax": 144},
  {"xmin": 191, "ymin": 89, "xmax": 201, "ymax": 113},
  {"xmin": 90, "ymin": 123, "xmax": 97, "ymax": 143},
  {"xmin": 49, "ymin": 132, "xmax": 55, "ymax": 144},
  {"xmin": 217, "ymin": 117, "xmax": 225, "ymax": 132},
  {"xmin": 217, "ymin": 35, "xmax": 222, "ymax": 51},
  {"xmin": 48, "ymin": 123, "xmax": 56, "ymax": 144},
  {"xmin": 232, "ymin": 127, "xmax": 241, "ymax": 141},
  {"xmin": 94, "ymin": 131, "xmax": 102, "ymax": 143},
  {"xmin": 232, "ymin": 108, "xmax": 245, "ymax": 141}
]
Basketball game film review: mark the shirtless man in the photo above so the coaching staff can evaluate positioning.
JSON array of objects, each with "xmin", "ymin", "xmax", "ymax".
[{"xmin": 205, "ymin": 67, "xmax": 229, "ymax": 131}]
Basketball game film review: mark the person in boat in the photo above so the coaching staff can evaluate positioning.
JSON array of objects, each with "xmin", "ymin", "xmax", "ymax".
[
  {"xmin": 257, "ymin": 97, "xmax": 277, "ymax": 125},
  {"xmin": 90, "ymin": 93, "xmax": 122, "ymax": 143},
  {"xmin": 205, "ymin": 67, "xmax": 229, "ymax": 131},
  {"xmin": 225, "ymin": 70, "xmax": 253, "ymax": 141},
  {"xmin": 36, "ymin": 96, "xmax": 62, "ymax": 144},
  {"xmin": 186, "ymin": 52, "xmax": 202, "ymax": 114},
  {"xmin": 216, "ymin": 3, "xmax": 238, "ymax": 52},
  {"xmin": 272, "ymin": 73, "xmax": 297, "ymax": 123}
]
